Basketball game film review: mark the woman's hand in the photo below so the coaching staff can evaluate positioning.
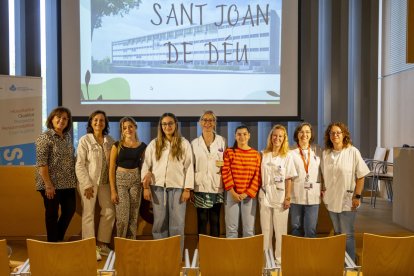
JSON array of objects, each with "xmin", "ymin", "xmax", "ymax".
[
  {"xmin": 352, "ymin": 198, "xmax": 361, "ymax": 211},
  {"xmin": 143, "ymin": 188, "xmax": 152, "ymax": 201},
  {"xmin": 111, "ymin": 190, "xmax": 119, "ymax": 204},
  {"xmin": 45, "ymin": 185, "xmax": 56, "ymax": 200},
  {"xmin": 181, "ymin": 189, "xmax": 190, "ymax": 202},
  {"xmin": 142, "ymin": 172, "xmax": 152, "ymax": 187},
  {"xmin": 84, "ymin": 187, "xmax": 94, "ymax": 199},
  {"xmin": 190, "ymin": 190, "xmax": 195, "ymax": 203},
  {"xmin": 283, "ymin": 198, "xmax": 291, "ymax": 209},
  {"xmin": 230, "ymin": 189, "xmax": 242, "ymax": 202}
]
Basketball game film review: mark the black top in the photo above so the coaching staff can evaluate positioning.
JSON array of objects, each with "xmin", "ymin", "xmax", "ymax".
[{"xmin": 114, "ymin": 141, "xmax": 147, "ymax": 169}]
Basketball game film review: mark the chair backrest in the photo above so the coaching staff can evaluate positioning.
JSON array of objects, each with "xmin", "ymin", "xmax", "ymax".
[
  {"xmin": 114, "ymin": 236, "xmax": 181, "ymax": 276},
  {"xmin": 373, "ymin": 147, "xmax": 387, "ymax": 161},
  {"xmin": 281, "ymin": 234, "xmax": 346, "ymax": 276},
  {"xmin": 198, "ymin": 234, "xmax": 264, "ymax": 276},
  {"xmin": 26, "ymin": 237, "xmax": 97, "ymax": 276},
  {"xmin": 0, "ymin": 240, "xmax": 10, "ymax": 276},
  {"xmin": 362, "ymin": 233, "xmax": 414, "ymax": 276}
]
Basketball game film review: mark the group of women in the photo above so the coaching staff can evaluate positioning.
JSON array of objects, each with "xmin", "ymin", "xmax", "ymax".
[{"xmin": 35, "ymin": 107, "xmax": 369, "ymax": 263}]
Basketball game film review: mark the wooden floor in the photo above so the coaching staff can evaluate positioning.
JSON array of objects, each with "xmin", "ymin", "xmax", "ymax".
[{"xmin": 5, "ymin": 198, "xmax": 413, "ymax": 268}]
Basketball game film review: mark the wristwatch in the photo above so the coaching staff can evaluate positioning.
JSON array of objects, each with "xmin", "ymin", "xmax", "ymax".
[{"xmin": 354, "ymin": 194, "xmax": 361, "ymax": 199}]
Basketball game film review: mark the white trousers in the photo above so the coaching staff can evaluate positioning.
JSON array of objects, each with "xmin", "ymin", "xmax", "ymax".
[
  {"xmin": 259, "ymin": 196, "xmax": 289, "ymax": 264},
  {"xmin": 79, "ymin": 184, "xmax": 115, "ymax": 243}
]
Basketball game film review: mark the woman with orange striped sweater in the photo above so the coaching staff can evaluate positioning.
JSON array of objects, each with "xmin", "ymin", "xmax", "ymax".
[{"xmin": 222, "ymin": 125, "xmax": 261, "ymax": 238}]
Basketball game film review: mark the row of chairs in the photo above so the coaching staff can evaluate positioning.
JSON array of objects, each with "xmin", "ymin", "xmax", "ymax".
[
  {"xmin": 364, "ymin": 147, "xmax": 394, "ymax": 207},
  {"xmin": 3, "ymin": 233, "xmax": 414, "ymax": 276}
]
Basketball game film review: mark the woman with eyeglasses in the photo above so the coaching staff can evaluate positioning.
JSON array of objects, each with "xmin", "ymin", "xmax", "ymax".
[
  {"xmin": 321, "ymin": 122, "xmax": 370, "ymax": 261},
  {"xmin": 191, "ymin": 110, "xmax": 226, "ymax": 237},
  {"xmin": 35, "ymin": 107, "xmax": 77, "ymax": 242},
  {"xmin": 141, "ymin": 113, "xmax": 194, "ymax": 251},
  {"xmin": 109, "ymin": 117, "xmax": 147, "ymax": 239},
  {"xmin": 289, "ymin": 122, "xmax": 321, "ymax": 238},
  {"xmin": 259, "ymin": 124, "xmax": 297, "ymax": 265},
  {"xmin": 222, "ymin": 125, "xmax": 261, "ymax": 238}
]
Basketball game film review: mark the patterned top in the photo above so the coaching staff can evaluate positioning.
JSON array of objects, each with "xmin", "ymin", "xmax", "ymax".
[
  {"xmin": 99, "ymin": 144, "xmax": 109, "ymax": 185},
  {"xmin": 222, "ymin": 147, "xmax": 261, "ymax": 198},
  {"xmin": 35, "ymin": 129, "xmax": 77, "ymax": 191},
  {"xmin": 194, "ymin": 192, "xmax": 224, "ymax": 208}
]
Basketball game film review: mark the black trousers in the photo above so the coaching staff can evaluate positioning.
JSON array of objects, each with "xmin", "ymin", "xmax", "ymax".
[
  {"xmin": 40, "ymin": 188, "xmax": 76, "ymax": 242},
  {"xmin": 197, "ymin": 203, "xmax": 222, "ymax": 237}
]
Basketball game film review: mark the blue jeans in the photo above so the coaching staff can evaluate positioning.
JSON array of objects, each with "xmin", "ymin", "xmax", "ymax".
[
  {"xmin": 225, "ymin": 191, "xmax": 257, "ymax": 238},
  {"xmin": 290, "ymin": 203, "xmax": 319, "ymax": 238},
  {"xmin": 151, "ymin": 186, "xmax": 187, "ymax": 252},
  {"xmin": 328, "ymin": 211, "xmax": 357, "ymax": 261}
]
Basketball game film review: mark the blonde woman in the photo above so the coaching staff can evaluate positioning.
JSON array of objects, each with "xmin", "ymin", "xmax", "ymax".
[
  {"xmin": 259, "ymin": 125, "xmax": 297, "ymax": 264},
  {"xmin": 109, "ymin": 117, "xmax": 146, "ymax": 239},
  {"xmin": 191, "ymin": 110, "xmax": 226, "ymax": 237},
  {"xmin": 141, "ymin": 113, "xmax": 194, "ymax": 251}
]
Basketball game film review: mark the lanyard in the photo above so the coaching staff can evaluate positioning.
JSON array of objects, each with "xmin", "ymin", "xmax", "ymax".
[{"xmin": 298, "ymin": 144, "xmax": 311, "ymax": 176}]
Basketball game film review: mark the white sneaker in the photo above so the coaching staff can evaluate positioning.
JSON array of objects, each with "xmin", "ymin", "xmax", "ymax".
[
  {"xmin": 98, "ymin": 244, "xmax": 111, "ymax": 256},
  {"xmin": 96, "ymin": 246, "xmax": 102, "ymax": 261}
]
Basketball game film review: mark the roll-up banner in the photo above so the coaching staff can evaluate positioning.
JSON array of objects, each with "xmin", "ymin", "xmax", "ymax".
[{"xmin": 0, "ymin": 75, "xmax": 42, "ymax": 165}]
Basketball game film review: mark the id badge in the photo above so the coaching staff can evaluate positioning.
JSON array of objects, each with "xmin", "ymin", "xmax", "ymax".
[{"xmin": 304, "ymin": 181, "xmax": 313, "ymax": 189}]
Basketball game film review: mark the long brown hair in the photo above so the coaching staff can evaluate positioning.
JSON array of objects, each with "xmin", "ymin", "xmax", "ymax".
[{"xmin": 155, "ymin": 113, "xmax": 183, "ymax": 161}]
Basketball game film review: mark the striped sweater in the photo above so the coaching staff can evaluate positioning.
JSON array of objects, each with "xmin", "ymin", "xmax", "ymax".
[{"xmin": 222, "ymin": 147, "xmax": 261, "ymax": 198}]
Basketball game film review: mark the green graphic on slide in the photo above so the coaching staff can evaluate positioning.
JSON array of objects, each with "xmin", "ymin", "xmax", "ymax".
[{"xmin": 81, "ymin": 78, "xmax": 131, "ymax": 100}]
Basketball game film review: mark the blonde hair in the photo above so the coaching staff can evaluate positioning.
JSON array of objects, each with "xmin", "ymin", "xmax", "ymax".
[
  {"xmin": 118, "ymin": 117, "xmax": 139, "ymax": 152},
  {"xmin": 155, "ymin": 113, "xmax": 183, "ymax": 161},
  {"xmin": 263, "ymin": 124, "xmax": 289, "ymax": 157}
]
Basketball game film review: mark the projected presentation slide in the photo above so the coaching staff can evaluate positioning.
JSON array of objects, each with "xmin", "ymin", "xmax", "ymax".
[{"xmin": 80, "ymin": 0, "xmax": 282, "ymax": 104}]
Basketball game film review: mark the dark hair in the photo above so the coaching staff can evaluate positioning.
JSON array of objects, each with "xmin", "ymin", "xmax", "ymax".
[
  {"xmin": 46, "ymin": 106, "xmax": 72, "ymax": 133},
  {"xmin": 293, "ymin": 122, "xmax": 314, "ymax": 144},
  {"xmin": 86, "ymin": 110, "xmax": 109, "ymax": 135},
  {"xmin": 324, "ymin": 122, "xmax": 352, "ymax": 150},
  {"xmin": 232, "ymin": 125, "xmax": 250, "ymax": 150}
]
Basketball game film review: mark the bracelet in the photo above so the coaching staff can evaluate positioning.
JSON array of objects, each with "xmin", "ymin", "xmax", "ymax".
[
  {"xmin": 143, "ymin": 187, "xmax": 149, "ymax": 190},
  {"xmin": 284, "ymin": 197, "xmax": 291, "ymax": 201},
  {"xmin": 354, "ymin": 194, "xmax": 361, "ymax": 199}
]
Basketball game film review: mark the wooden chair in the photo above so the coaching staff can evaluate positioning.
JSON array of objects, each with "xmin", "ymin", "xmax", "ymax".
[
  {"xmin": 281, "ymin": 234, "xmax": 346, "ymax": 276},
  {"xmin": 26, "ymin": 237, "xmax": 97, "ymax": 276},
  {"xmin": 114, "ymin": 235, "xmax": 181, "ymax": 276},
  {"xmin": 198, "ymin": 234, "xmax": 264, "ymax": 276},
  {"xmin": 362, "ymin": 233, "xmax": 414, "ymax": 276},
  {"xmin": 0, "ymin": 239, "xmax": 11, "ymax": 276}
]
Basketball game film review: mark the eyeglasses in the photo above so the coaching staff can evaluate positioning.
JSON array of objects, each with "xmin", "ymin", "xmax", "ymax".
[
  {"xmin": 299, "ymin": 131, "xmax": 311, "ymax": 134},
  {"xmin": 330, "ymin": 131, "xmax": 343, "ymax": 136},
  {"xmin": 161, "ymin": 122, "xmax": 175, "ymax": 127},
  {"xmin": 201, "ymin": 119, "xmax": 215, "ymax": 123}
]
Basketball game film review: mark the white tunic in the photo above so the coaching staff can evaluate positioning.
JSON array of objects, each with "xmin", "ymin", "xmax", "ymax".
[
  {"xmin": 259, "ymin": 152, "xmax": 297, "ymax": 208},
  {"xmin": 191, "ymin": 134, "xmax": 226, "ymax": 193},
  {"xmin": 321, "ymin": 146, "xmax": 370, "ymax": 213},
  {"xmin": 290, "ymin": 147, "xmax": 321, "ymax": 205},
  {"xmin": 141, "ymin": 138, "xmax": 194, "ymax": 189}
]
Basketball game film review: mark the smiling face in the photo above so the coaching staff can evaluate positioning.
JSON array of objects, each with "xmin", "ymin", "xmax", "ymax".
[
  {"xmin": 200, "ymin": 113, "xmax": 216, "ymax": 133},
  {"xmin": 122, "ymin": 120, "xmax": 137, "ymax": 140},
  {"xmin": 52, "ymin": 112, "xmax": 69, "ymax": 134},
  {"xmin": 91, "ymin": 113, "xmax": 106, "ymax": 135},
  {"xmin": 272, "ymin": 128, "xmax": 286, "ymax": 149},
  {"xmin": 161, "ymin": 116, "xmax": 176, "ymax": 138},
  {"xmin": 329, "ymin": 125, "xmax": 344, "ymax": 147},
  {"xmin": 235, "ymin": 128, "xmax": 250, "ymax": 148},
  {"xmin": 297, "ymin": 125, "xmax": 311, "ymax": 148}
]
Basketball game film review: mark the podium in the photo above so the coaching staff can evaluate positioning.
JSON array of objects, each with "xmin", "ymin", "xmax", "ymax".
[{"xmin": 393, "ymin": 147, "xmax": 414, "ymax": 231}]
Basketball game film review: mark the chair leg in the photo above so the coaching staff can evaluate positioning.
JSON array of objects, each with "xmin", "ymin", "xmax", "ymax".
[{"xmin": 373, "ymin": 177, "xmax": 379, "ymax": 208}]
